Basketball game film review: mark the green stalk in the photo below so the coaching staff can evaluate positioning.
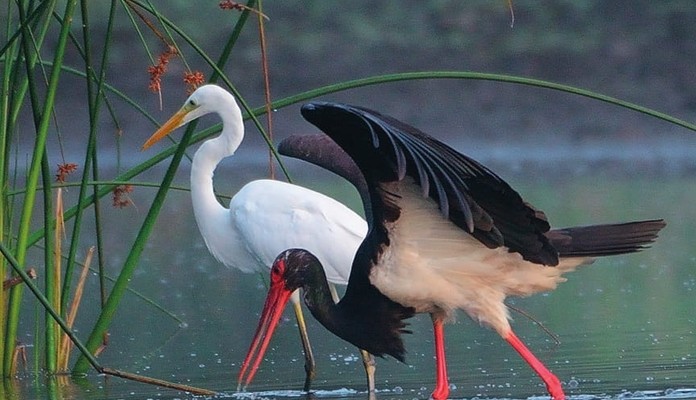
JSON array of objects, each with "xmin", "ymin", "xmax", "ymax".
[
  {"xmin": 92, "ymin": 0, "xmax": 119, "ymax": 310},
  {"xmin": 0, "ymin": 241, "xmax": 102, "ymax": 372},
  {"xmin": 6, "ymin": 3, "xmax": 57, "ymax": 136},
  {"xmin": 0, "ymin": 0, "xmax": 52, "ymax": 58},
  {"xmin": 41, "ymin": 150, "xmax": 56, "ymax": 373},
  {"xmin": 274, "ymin": 71, "xmax": 696, "ymax": 133},
  {"xmin": 4, "ymin": 0, "xmax": 77, "ymax": 375},
  {"xmin": 209, "ymin": 0, "xmax": 256, "ymax": 83},
  {"xmin": 5, "ymin": 0, "xmax": 52, "ymax": 376},
  {"xmin": 72, "ymin": 0, "xmax": 260, "ymax": 375},
  {"xmin": 0, "ymin": 0, "xmax": 15, "ymax": 377},
  {"xmin": 59, "ymin": 0, "xmax": 100, "ymax": 315},
  {"xmin": 72, "ymin": 121, "xmax": 197, "ymax": 374}
]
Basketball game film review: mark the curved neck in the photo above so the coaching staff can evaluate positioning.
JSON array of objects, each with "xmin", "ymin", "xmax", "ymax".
[
  {"xmin": 190, "ymin": 138, "xmax": 227, "ymax": 224},
  {"xmin": 300, "ymin": 265, "xmax": 340, "ymax": 330},
  {"xmin": 189, "ymin": 111, "xmax": 244, "ymax": 251},
  {"xmin": 300, "ymin": 258, "xmax": 411, "ymax": 361}
]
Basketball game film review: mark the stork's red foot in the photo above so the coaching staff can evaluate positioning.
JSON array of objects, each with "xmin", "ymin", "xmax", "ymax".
[
  {"xmin": 430, "ymin": 317, "xmax": 450, "ymax": 399},
  {"xmin": 430, "ymin": 382, "xmax": 449, "ymax": 400},
  {"xmin": 545, "ymin": 374, "xmax": 566, "ymax": 400}
]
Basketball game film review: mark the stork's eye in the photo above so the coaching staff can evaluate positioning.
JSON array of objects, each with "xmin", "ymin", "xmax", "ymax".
[{"xmin": 271, "ymin": 260, "xmax": 284, "ymax": 277}]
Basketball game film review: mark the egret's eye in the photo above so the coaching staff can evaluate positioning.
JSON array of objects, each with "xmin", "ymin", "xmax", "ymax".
[{"xmin": 188, "ymin": 99, "xmax": 196, "ymax": 106}]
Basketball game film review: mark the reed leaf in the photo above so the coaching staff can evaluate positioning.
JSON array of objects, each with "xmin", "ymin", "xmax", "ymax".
[
  {"xmin": 43, "ymin": 167, "xmax": 60, "ymax": 374},
  {"xmin": 272, "ymin": 72, "xmax": 696, "ymax": 134},
  {"xmin": 72, "ymin": 112, "xmax": 199, "ymax": 374},
  {"xmin": 58, "ymin": 247, "xmax": 95, "ymax": 371},
  {"xmin": 72, "ymin": 1, "xmax": 260, "ymax": 374},
  {"xmin": 0, "ymin": 242, "xmax": 215, "ymax": 394},
  {"xmin": 4, "ymin": 0, "xmax": 76, "ymax": 375}
]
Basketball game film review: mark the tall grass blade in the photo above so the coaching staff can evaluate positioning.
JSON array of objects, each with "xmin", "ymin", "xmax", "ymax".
[
  {"xmin": 0, "ymin": 242, "xmax": 214, "ymax": 393},
  {"xmin": 72, "ymin": 2, "xmax": 260, "ymax": 374},
  {"xmin": 92, "ymin": 0, "xmax": 119, "ymax": 312},
  {"xmin": 59, "ymin": 0, "xmax": 115, "ymax": 320},
  {"xmin": 72, "ymin": 120, "xmax": 197, "ymax": 374},
  {"xmin": 0, "ymin": 0, "xmax": 15, "ymax": 377},
  {"xmin": 4, "ymin": 0, "xmax": 72, "ymax": 375},
  {"xmin": 274, "ymin": 71, "xmax": 696, "ymax": 133},
  {"xmin": 59, "ymin": 247, "xmax": 95, "ymax": 372},
  {"xmin": 43, "ymin": 165, "xmax": 60, "ymax": 374}
]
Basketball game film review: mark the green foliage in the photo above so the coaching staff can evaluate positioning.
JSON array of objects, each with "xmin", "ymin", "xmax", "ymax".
[{"xmin": 1, "ymin": 0, "xmax": 264, "ymax": 385}]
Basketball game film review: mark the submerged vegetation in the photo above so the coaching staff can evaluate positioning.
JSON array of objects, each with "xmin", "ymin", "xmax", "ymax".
[{"xmin": 0, "ymin": 0, "xmax": 694, "ymax": 396}]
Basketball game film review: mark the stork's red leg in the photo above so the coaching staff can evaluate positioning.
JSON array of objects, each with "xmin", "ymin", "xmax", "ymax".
[
  {"xmin": 430, "ymin": 315, "xmax": 449, "ymax": 400},
  {"xmin": 505, "ymin": 330, "xmax": 565, "ymax": 400}
]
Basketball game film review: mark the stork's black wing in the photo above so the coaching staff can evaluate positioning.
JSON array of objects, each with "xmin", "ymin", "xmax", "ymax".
[{"xmin": 299, "ymin": 102, "xmax": 558, "ymax": 266}]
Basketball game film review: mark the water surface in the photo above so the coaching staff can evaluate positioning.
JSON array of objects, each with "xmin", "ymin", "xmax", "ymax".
[{"xmin": 5, "ymin": 164, "xmax": 696, "ymax": 400}]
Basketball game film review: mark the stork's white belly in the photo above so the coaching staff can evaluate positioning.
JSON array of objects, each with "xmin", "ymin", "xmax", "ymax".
[{"xmin": 368, "ymin": 181, "xmax": 587, "ymax": 336}]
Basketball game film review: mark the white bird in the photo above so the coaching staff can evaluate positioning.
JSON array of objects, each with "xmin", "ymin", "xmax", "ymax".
[{"xmin": 141, "ymin": 84, "xmax": 374, "ymax": 392}]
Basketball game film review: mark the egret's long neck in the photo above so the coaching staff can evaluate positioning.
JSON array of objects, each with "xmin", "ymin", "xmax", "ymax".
[{"xmin": 189, "ymin": 110, "xmax": 244, "ymax": 250}]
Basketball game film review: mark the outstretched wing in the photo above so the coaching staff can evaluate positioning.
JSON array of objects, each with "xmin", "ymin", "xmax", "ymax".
[{"xmin": 299, "ymin": 102, "xmax": 558, "ymax": 268}]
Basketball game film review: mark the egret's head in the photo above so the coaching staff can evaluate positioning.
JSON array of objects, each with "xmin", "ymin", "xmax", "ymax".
[{"xmin": 141, "ymin": 84, "xmax": 236, "ymax": 150}]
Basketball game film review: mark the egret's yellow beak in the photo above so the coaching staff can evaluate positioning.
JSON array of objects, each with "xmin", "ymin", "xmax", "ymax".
[{"xmin": 141, "ymin": 107, "xmax": 190, "ymax": 151}]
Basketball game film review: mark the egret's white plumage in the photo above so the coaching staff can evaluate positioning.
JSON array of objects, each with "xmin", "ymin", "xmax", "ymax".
[{"xmin": 142, "ymin": 84, "xmax": 369, "ymax": 390}]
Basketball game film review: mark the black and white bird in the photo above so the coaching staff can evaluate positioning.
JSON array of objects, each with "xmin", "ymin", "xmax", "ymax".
[{"xmin": 238, "ymin": 102, "xmax": 665, "ymax": 399}]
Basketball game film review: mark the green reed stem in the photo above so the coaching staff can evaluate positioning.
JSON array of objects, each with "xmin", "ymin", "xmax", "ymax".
[
  {"xmin": 4, "ymin": 0, "xmax": 67, "ymax": 375},
  {"xmin": 94, "ymin": 0, "xmax": 119, "ymax": 311},
  {"xmin": 273, "ymin": 71, "xmax": 696, "ymax": 133},
  {"xmin": 210, "ymin": 0, "xmax": 256, "ymax": 82},
  {"xmin": 71, "ymin": 1, "xmax": 259, "ymax": 375},
  {"xmin": 0, "ymin": 0, "xmax": 13, "ymax": 376},
  {"xmin": 0, "ymin": 242, "xmax": 211, "ymax": 395},
  {"xmin": 59, "ymin": 1, "xmax": 96, "ymax": 317},
  {"xmin": 71, "ymin": 118, "xmax": 198, "ymax": 375},
  {"xmin": 41, "ymin": 148, "xmax": 57, "ymax": 373},
  {"xmin": 58, "ymin": 0, "xmax": 112, "ymax": 319},
  {"xmin": 0, "ymin": 242, "xmax": 101, "ymax": 371}
]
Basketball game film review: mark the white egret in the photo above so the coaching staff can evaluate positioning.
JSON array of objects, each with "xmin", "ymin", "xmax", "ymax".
[{"xmin": 141, "ymin": 85, "xmax": 374, "ymax": 392}]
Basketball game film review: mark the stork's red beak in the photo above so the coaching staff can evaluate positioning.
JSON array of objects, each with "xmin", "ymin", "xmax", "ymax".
[{"xmin": 237, "ymin": 271, "xmax": 294, "ymax": 390}]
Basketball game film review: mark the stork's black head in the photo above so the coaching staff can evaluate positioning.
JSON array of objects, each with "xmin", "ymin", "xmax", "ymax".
[{"xmin": 272, "ymin": 248, "xmax": 321, "ymax": 292}]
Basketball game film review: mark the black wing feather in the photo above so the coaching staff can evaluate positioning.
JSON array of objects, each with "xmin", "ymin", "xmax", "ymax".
[{"xmin": 300, "ymin": 102, "xmax": 559, "ymax": 266}]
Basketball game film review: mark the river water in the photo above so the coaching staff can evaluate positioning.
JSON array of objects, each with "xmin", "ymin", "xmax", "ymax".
[{"xmin": 3, "ymin": 154, "xmax": 696, "ymax": 400}]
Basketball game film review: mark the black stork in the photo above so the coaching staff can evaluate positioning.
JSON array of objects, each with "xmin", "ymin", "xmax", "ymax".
[{"xmin": 238, "ymin": 102, "xmax": 666, "ymax": 399}]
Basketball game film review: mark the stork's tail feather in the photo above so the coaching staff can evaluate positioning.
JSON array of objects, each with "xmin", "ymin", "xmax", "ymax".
[{"xmin": 546, "ymin": 219, "xmax": 666, "ymax": 258}]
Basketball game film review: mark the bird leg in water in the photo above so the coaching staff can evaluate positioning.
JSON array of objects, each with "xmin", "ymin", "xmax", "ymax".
[
  {"xmin": 291, "ymin": 297, "xmax": 316, "ymax": 392},
  {"xmin": 329, "ymin": 283, "xmax": 377, "ymax": 393},
  {"xmin": 430, "ymin": 315, "xmax": 450, "ymax": 400},
  {"xmin": 505, "ymin": 330, "xmax": 565, "ymax": 400},
  {"xmin": 360, "ymin": 350, "xmax": 376, "ymax": 392}
]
